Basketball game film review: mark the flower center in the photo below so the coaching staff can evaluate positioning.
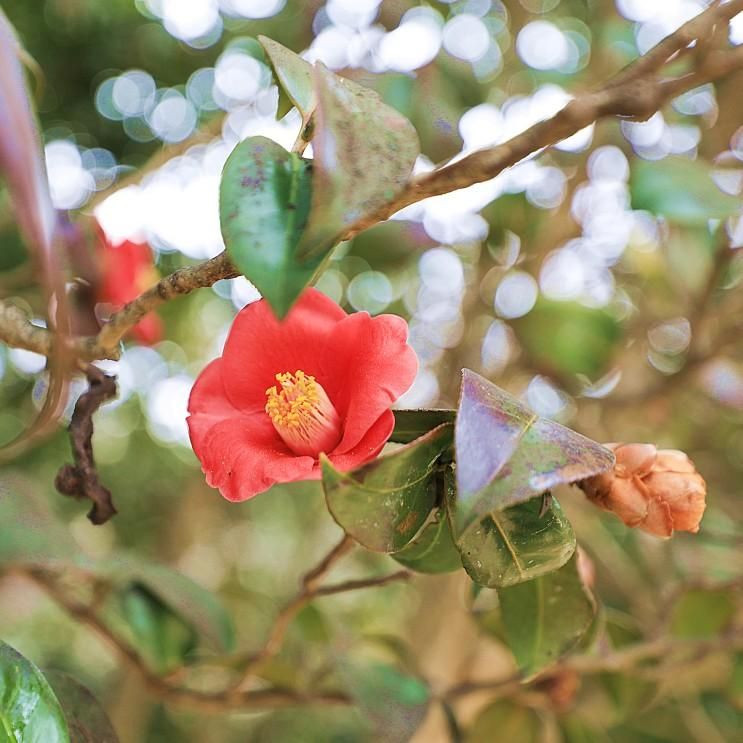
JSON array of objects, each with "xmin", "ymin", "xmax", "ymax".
[{"xmin": 265, "ymin": 370, "xmax": 342, "ymax": 456}]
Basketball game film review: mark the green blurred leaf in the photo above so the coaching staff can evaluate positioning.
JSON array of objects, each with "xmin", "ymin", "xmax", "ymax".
[
  {"xmin": 452, "ymin": 495, "xmax": 576, "ymax": 588},
  {"xmin": 322, "ymin": 424, "xmax": 453, "ymax": 552},
  {"xmin": 297, "ymin": 63, "xmax": 419, "ymax": 260},
  {"xmin": 119, "ymin": 584, "xmax": 197, "ymax": 674},
  {"xmin": 599, "ymin": 672, "xmax": 658, "ymax": 722},
  {"xmin": 98, "ymin": 559, "xmax": 235, "ymax": 655},
  {"xmin": 391, "ymin": 409, "xmax": 456, "ymax": 444},
  {"xmin": 465, "ymin": 700, "xmax": 542, "ymax": 743},
  {"xmin": 343, "ymin": 661, "xmax": 429, "ymax": 743},
  {"xmin": 350, "ymin": 219, "xmax": 435, "ymax": 268},
  {"xmin": 0, "ymin": 483, "xmax": 234, "ymax": 658},
  {"xmin": 0, "ymin": 477, "xmax": 77, "ymax": 565},
  {"xmin": 630, "ymin": 156, "xmax": 740, "ymax": 225},
  {"xmin": 497, "ymin": 554, "xmax": 596, "ymax": 676},
  {"xmin": 219, "ymin": 135, "xmax": 322, "ymax": 318},
  {"xmin": 391, "ymin": 497, "xmax": 461, "ymax": 575},
  {"xmin": 512, "ymin": 299, "xmax": 622, "ymax": 378},
  {"xmin": 452, "ymin": 369, "xmax": 614, "ymax": 534},
  {"xmin": 668, "ymin": 587, "xmax": 736, "ymax": 639},
  {"xmin": 0, "ymin": 641, "xmax": 70, "ymax": 743},
  {"xmin": 43, "ymin": 670, "xmax": 119, "ymax": 743},
  {"xmin": 258, "ymin": 36, "xmax": 314, "ymax": 119}
]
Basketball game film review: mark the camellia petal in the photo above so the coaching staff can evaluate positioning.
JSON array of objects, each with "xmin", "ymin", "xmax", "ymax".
[
  {"xmin": 324, "ymin": 312, "xmax": 418, "ymax": 454},
  {"xmin": 220, "ymin": 288, "xmax": 346, "ymax": 413},
  {"xmin": 96, "ymin": 223, "xmax": 162, "ymax": 344},
  {"xmin": 187, "ymin": 289, "xmax": 416, "ymax": 502}
]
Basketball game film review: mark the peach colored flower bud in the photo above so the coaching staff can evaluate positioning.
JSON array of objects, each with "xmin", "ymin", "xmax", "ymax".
[{"xmin": 579, "ymin": 443, "xmax": 706, "ymax": 538}]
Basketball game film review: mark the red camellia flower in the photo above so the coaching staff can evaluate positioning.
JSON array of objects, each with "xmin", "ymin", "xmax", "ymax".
[
  {"xmin": 96, "ymin": 224, "xmax": 162, "ymax": 344},
  {"xmin": 187, "ymin": 289, "xmax": 418, "ymax": 502}
]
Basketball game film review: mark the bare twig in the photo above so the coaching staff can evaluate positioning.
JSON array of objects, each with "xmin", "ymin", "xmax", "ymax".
[
  {"xmin": 314, "ymin": 570, "xmax": 411, "ymax": 597},
  {"xmin": 229, "ymin": 533, "xmax": 355, "ymax": 694},
  {"xmin": 54, "ymin": 365, "xmax": 118, "ymax": 524}
]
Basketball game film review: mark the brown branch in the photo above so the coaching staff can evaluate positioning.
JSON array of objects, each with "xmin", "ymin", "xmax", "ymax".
[
  {"xmin": 21, "ymin": 567, "xmax": 350, "ymax": 713},
  {"xmin": 15, "ymin": 542, "xmax": 410, "ymax": 713},
  {"xmin": 3, "ymin": 2, "xmax": 743, "ymax": 358},
  {"xmin": 93, "ymin": 251, "xmax": 239, "ymax": 352},
  {"xmin": 314, "ymin": 570, "xmax": 411, "ymax": 597},
  {"xmin": 54, "ymin": 364, "xmax": 118, "ymax": 524}
]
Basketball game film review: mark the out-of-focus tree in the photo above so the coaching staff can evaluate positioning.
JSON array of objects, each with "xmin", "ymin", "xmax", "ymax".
[{"xmin": 1, "ymin": 1, "xmax": 743, "ymax": 741}]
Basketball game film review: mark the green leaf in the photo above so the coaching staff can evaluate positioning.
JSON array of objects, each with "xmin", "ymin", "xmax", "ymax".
[
  {"xmin": 452, "ymin": 495, "xmax": 576, "ymax": 588},
  {"xmin": 0, "ymin": 641, "xmax": 70, "ymax": 743},
  {"xmin": 322, "ymin": 424, "xmax": 453, "ymax": 552},
  {"xmin": 630, "ymin": 156, "xmax": 741, "ymax": 225},
  {"xmin": 465, "ymin": 700, "xmax": 542, "ymax": 743},
  {"xmin": 98, "ymin": 559, "xmax": 235, "ymax": 655},
  {"xmin": 512, "ymin": 299, "xmax": 622, "ymax": 378},
  {"xmin": 391, "ymin": 409, "xmax": 456, "ymax": 444},
  {"xmin": 43, "ymin": 671, "xmax": 119, "ymax": 743},
  {"xmin": 0, "ymin": 484, "xmax": 234, "ymax": 656},
  {"xmin": 219, "ymin": 135, "xmax": 322, "ymax": 318},
  {"xmin": 343, "ymin": 662, "xmax": 429, "ymax": 743},
  {"xmin": 452, "ymin": 369, "xmax": 614, "ymax": 535},
  {"xmin": 0, "ymin": 477, "xmax": 77, "ymax": 565},
  {"xmin": 118, "ymin": 585, "xmax": 197, "ymax": 675},
  {"xmin": 497, "ymin": 554, "xmax": 596, "ymax": 677},
  {"xmin": 296, "ymin": 63, "xmax": 419, "ymax": 260},
  {"xmin": 391, "ymin": 497, "xmax": 462, "ymax": 575},
  {"xmin": 258, "ymin": 36, "xmax": 314, "ymax": 119},
  {"xmin": 668, "ymin": 587, "xmax": 736, "ymax": 639}
]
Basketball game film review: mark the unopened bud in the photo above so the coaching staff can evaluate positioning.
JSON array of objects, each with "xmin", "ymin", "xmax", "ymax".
[{"xmin": 579, "ymin": 443, "xmax": 706, "ymax": 538}]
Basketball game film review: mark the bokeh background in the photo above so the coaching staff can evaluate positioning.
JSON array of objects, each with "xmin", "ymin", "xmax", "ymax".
[{"xmin": 1, "ymin": 0, "xmax": 743, "ymax": 740}]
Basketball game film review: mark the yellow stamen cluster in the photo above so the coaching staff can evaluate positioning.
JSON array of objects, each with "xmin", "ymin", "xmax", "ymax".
[{"xmin": 265, "ymin": 370, "xmax": 342, "ymax": 456}]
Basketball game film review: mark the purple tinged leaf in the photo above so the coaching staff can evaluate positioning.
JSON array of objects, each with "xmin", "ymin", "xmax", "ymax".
[
  {"xmin": 453, "ymin": 370, "xmax": 614, "ymax": 535},
  {"xmin": 0, "ymin": 9, "xmax": 55, "ymax": 260},
  {"xmin": 296, "ymin": 62, "xmax": 420, "ymax": 259},
  {"xmin": 0, "ymin": 11, "xmax": 71, "ymax": 462}
]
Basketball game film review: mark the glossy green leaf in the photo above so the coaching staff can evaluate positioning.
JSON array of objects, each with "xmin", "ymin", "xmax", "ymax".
[
  {"xmin": 452, "ymin": 495, "xmax": 576, "ymax": 588},
  {"xmin": 466, "ymin": 700, "xmax": 542, "ymax": 743},
  {"xmin": 497, "ymin": 554, "xmax": 596, "ymax": 677},
  {"xmin": 391, "ymin": 499, "xmax": 461, "ymax": 575},
  {"xmin": 453, "ymin": 369, "xmax": 614, "ymax": 535},
  {"xmin": 322, "ymin": 424, "xmax": 453, "ymax": 552},
  {"xmin": 0, "ymin": 641, "xmax": 70, "ymax": 743},
  {"xmin": 668, "ymin": 587, "xmax": 736, "ymax": 639},
  {"xmin": 258, "ymin": 36, "xmax": 314, "ymax": 119},
  {"xmin": 390, "ymin": 409, "xmax": 456, "ymax": 444},
  {"xmin": 343, "ymin": 662, "xmax": 429, "ymax": 743},
  {"xmin": 0, "ymin": 477, "xmax": 77, "ymax": 565},
  {"xmin": 118, "ymin": 585, "xmax": 197, "ymax": 674},
  {"xmin": 98, "ymin": 559, "xmax": 235, "ymax": 655},
  {"xmin": 630, "ymin": 156, "xmax": 740, "ymax": 225},
  {"xmin": 512, "ymin": 299, "xmax": 622, "ymax": 378},
  {"xmin": 296, "ymin": 63, "xmax": 419, "ymax": 260},
  {"xmin": 219, "ymin": 135, "xmax": 322, "ymax": 318},
  {"xmin": 43, "ymin": 671, "xmax": 119, "ymax": 743}
]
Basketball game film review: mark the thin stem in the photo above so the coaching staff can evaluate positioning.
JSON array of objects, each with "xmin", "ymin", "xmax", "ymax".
[{"xmin": 229, "ymin": 533, "xmax": 355, "ymax": 694}]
